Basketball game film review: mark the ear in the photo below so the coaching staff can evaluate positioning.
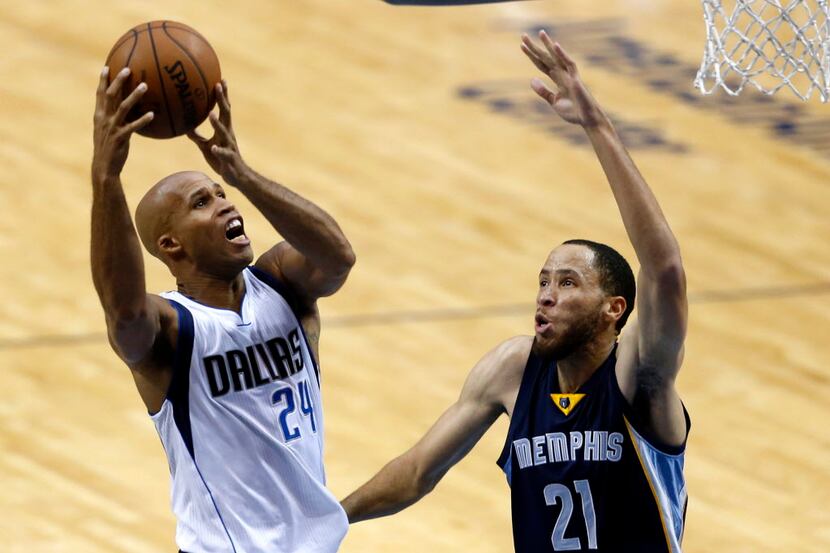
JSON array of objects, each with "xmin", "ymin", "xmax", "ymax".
[
  {"xmin": 158, "ymin": 234, "xmax": 184, "ymax": 261},
  {"xmin": 605, "ymin": 296, "xmax": 627, "ymax": 326}
]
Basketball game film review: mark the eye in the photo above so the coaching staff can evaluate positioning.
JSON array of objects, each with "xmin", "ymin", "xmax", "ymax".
[
  {"xmin": 539, "ymin": 279, "xmax": 549, "ymax": 287},
  {"xmin": 194, "ymin": 197, "xmax": 207, "ymax": 208},
  {"xmin": 217, "ymin": 190, "xmax": 226, "ymax": 199},
  {"xmin": 561, "ymin": 278, "xmax": 575, "ymax": 287}
]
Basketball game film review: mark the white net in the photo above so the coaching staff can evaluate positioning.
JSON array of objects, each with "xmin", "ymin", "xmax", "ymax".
[{"xmin": 695, "ymin": 0, "xmax": 830, "ymax": 101}]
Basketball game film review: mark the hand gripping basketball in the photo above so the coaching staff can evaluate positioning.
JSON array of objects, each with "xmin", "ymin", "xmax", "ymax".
[
  {"xmin": 91, "ymin": 66, "xmax": 154, "ymax": 182},
  {"xmin": 520, "ymin": 32, "xmax": 606, "ymax": 128},
  {"xmin": 187, "ymin": 81, "xmax": 246, "ymax": 186}
]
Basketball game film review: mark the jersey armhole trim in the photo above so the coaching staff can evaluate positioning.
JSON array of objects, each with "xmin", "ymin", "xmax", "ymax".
[
  {"xmin": 247, "ymin": 265, "xmax": 299, "ymax": 312},
  {"xmin": 165, "ymin": 299, "xmax": 196, "ymax": 458},
  {"xmin": 496, "ymin": 350, "xmax": 539, "ymax": 477},
  {"xmin": 612, "ymin": 371, "xmax": 691, "ymax": 456}
]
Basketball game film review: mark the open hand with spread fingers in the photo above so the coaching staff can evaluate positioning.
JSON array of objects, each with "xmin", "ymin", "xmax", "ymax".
[
  {"xmin": 187, "ymin": 80, "xmax": 248, "ymax": 186},
  {"xmin": 92, "ymin": 67, "xmax": 155, "ymax": 183},
  {"xmin": 521, "ymin": 31, "xmax": 608, "ymax": 128}
]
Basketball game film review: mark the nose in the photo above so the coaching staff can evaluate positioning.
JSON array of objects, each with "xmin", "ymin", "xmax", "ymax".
[
  {"xmin": 217, "ymin": 196, "xmax": 236, "ymax": 216},
  {"xmin": 537, "ymin": 287, "xmax": 556, "ymax": 308}
]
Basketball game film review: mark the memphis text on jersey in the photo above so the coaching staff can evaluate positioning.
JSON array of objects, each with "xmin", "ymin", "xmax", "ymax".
[{"xmin": 511, "ymin": 430, "xmax": 625, "ymax": 469}]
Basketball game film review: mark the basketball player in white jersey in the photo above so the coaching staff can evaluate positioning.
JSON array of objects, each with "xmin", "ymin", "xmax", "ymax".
[{"xmin": 91, "ymin": 67, "xmax": 354, "ymax": 552}]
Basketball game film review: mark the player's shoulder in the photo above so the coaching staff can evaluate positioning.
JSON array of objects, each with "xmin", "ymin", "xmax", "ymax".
[
  {"xmin": 471, "ymin": 335, "xmax": 533, "ymax": 386},
  {"xmin": 491, "ymin": 335, "xmax": 534, "ymax": 365}
]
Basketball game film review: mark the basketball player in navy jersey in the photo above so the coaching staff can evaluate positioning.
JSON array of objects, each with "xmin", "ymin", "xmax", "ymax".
[
  {"xmin": 91, "ymin": 68, "xmax": 354, "ymax": 552},
  {"xmin": 342, "ymin": 32, "xmax": 690, "ymax": 552}
]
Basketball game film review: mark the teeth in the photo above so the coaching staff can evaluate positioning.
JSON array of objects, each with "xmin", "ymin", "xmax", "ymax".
[{"xmin": 225, "ymin": 219, "xmax": 242, "ymax": 231}]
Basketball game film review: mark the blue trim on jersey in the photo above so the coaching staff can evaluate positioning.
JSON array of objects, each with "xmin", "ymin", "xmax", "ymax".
[
  {"xmin": 613, "ymin": 373, "xmax": 692, "ymax": 456},
  {"xmin": 297, "ymin": 323, "xmax": 321, "ymax": 387},
  {"xmin": 247, "ymin": 265, "xmax": 321, "ymax": 385},
  {"xmin": 625, "ymin": 418, "xmax": 688, "ymax": 552},
  {"xmin": 192, "ymin": 456, "xmax": 239, "ymax": 553},
  {"xmin": 166, "ymin": 299, "xmax": 238, "ymax": 553},
  {"xmin": 496, "ymin": 348, "xmax": 540, "ymax": 480},
  {"xmin": 166, "ymin": 299, "xmax": 195, "ymax": 458},
  {"xmin": 247, "ymin": 265, "xmax": 294, "ymax": 305}
]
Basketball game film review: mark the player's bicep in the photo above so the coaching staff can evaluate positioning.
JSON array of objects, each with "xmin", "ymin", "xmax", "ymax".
[
  {"xmin": 408, "ymin": 336, "xmax": 530, "ymax": 488},
  {"xmin": 107, "ymin": 294, "xmax": 177, "ymax": 366},
  {"xmin": 410, "ymin": 396, "xmax": 501, "ymax": 488},
  {"xmin": 634, "ymin": 265, "xmax": 688, "ymax": 371},
  {"xmin": 256, "ymin": 241, "xmax": 348, "ymax": 303}
]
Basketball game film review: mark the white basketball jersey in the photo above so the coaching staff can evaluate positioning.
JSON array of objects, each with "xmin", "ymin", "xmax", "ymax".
[{"xmin": 151, "ymin": 266, "xmax": 348, "ymax": 553}]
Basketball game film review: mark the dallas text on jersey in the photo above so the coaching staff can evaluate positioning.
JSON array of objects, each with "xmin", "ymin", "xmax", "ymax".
[{"xmin": 202, "ymin": 326, "xmax": 306, "ymax": 397}]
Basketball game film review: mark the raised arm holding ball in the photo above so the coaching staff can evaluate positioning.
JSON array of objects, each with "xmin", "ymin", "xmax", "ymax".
[{"xmin": 91, "ymin": 54, "xmax": 354, "ymax": 552}]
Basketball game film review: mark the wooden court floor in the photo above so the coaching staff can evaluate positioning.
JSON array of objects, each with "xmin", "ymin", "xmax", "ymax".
[{"xmin": 1, "ymin": 1, "xmax": 828, "ymax": 551}]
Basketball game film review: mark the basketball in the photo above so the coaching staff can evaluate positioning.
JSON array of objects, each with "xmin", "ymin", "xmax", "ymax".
[{"xmin": 105, "ymin": 21, "xmax": 221, "ymax": 139}]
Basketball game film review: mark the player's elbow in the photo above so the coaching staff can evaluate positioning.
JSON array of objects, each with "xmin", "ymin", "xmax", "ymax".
[
  {"xmin": 413, "ymin": 470, "xmax": 438, "ymax": 497},
  {"xmin": 659, "ymin": 261, "xmax": 686, "ymax": 297},
  {"xmin": 336, "ymin": 242, "xmax": 356, "ymax": 275},
  {"xmin": 410, "ymin": 459, "xmax": 444, "ymax": 499},
  {"xmin": 644, "ymin": 257, "xmax": 686, "ymax": 295},
  {"xmin": 107, "ymin": 309, "xmax": 159, "ymax": 364}
]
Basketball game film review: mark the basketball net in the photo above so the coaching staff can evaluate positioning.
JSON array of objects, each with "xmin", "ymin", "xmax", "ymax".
[{"xmin": 695, "ymin": 0, "xmax": 830, "ymax": 101}]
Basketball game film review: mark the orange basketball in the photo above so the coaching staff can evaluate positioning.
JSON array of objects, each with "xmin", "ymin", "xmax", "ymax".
[{"xmin": 105, "ymin": 21, "xmax": 221, "ymax": 139}]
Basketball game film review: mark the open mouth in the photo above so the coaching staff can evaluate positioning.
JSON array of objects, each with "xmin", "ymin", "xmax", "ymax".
[
  {"xmin": 224, "ymin": 217, "xmax": 249, "ymax": 244},
  {"xmin": 535, "ymin": 313, "xmax": 552, "ymax": 334}
]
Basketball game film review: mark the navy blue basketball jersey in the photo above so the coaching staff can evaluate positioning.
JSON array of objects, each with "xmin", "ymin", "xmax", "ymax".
[{"xmin": 497, "ymin": 345, "xmax": 690, "ymax": 552}]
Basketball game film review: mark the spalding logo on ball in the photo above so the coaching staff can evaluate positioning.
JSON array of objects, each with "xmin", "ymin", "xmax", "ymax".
[{"xmin": 105, "ymin": 21, "xmax": 221, "ymax": 139}]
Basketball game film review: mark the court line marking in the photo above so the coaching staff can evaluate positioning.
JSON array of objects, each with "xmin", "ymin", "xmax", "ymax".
[{"xmin": 1, "ymin": 282, "xmax": 828, "ymax": 350}]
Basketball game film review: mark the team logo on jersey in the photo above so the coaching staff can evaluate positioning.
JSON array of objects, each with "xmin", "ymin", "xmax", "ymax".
[{"xmin": 550, "ymin": 393, "xmax": 586, "ymax": 416}]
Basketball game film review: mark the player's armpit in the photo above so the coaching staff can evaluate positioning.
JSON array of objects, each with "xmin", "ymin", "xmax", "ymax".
[
  {"xmin": 615, "ymin": 319, "xmax": 688, "ymax": 448},
  {"xmin": 341, "ymin": 336, "xmax": 531, "ymax": 523},
  {"xmin": 255, "ymin": 241, "xmax": 352, "ymax": 306}
]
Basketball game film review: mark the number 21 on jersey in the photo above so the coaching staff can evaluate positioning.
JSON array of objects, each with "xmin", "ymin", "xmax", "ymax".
[{"xmin": 545, "ymin": 479, "xmax": 598, "ymax": 551}]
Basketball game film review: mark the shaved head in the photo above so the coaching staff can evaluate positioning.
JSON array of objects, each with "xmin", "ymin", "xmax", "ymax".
[{"xmin": 135, "ymin": 171, "xmax": 211, "ymax": 259}]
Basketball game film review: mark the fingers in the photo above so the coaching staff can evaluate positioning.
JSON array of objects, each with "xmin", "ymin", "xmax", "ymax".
[
  {"xmin": 539, "ymin": 31, "xmax": 576, "ymax": 73},
  {"xmin": 209, "ymin": 111, "xmax": 234, "ymax": 143},
  {"xmin": 216, "ymin": 81, "xmax": 232, "ymax": 127},
  {"xmin": 210, "ymin": 144, "xmax": 235, "ymax": 159},
  {"xmin": 552, "ymin": 41, "xmax": 578, "ymax": 71},
  {"xmin": 521, "ymin": 43, "xmax": 548, "ymax": 74},
  {"xmin": 96, "ymin": 66, "xmax": 109, "ymax": 105},
  {"xmin": 220, "ymin": 79, "xmax": 229, "ymax": 103},
  {"xmin": 113, "ymin": 82, "xmax": 148, "ymax": 124},
  {"xmin": 120, "ymin": 110, "xmax": 154, "ymax": 135},
  {"xmin": 186, "ymin": 128, "xmax": 209, "ymax": 145},
  {"xmin": 521, "ymin": 34, "xmax": 549, "ymax": 68},
  {"xmin": 531, "ymin": 77, "xmax": 556, "ymax": 105},
  {"xmin": 522, "ymin": 33, "xmax": 568, "ymax": 88},
  {"xmin": 105, "ymin": 67, "xmax": 132, "ymax": 109}
]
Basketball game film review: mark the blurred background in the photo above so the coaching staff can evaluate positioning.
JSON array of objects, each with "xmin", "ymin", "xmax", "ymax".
[{"xmin": 1, "ymin": 1, "xmax": 828, "ymax": 551}]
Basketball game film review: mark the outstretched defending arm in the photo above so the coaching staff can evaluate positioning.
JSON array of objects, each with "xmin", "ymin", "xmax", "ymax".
[
  {"xmin": 521, "ymin": 33, "xmax": 687, "ymax": 445},
  {"xmin": 187, "ymin": 82, "xmax": 355, "ymax": 305},
  {"xmin": 90, "ymin": 67, "xmax": 177, "ymax": 410},
  {"xmin": 342, "ymin": 337, "xmax": 529, "ymax": 523}
]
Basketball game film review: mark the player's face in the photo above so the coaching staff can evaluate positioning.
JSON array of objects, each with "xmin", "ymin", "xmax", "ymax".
[
  {"xmin": 533, "ymin": 244, "xmax": 607, "ymax": 358},
  {"xmin": 168, "ymin": 176, "xmax": 254, "ymax": 276}
]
